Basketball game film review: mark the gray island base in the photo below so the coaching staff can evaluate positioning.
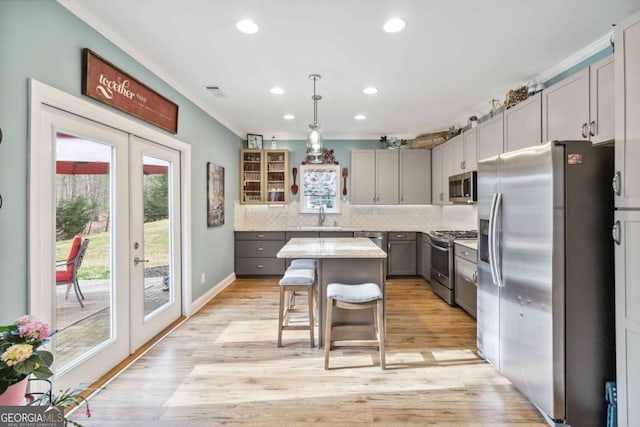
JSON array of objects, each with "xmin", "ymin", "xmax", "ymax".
[{"xmin": 277, "ymin": 238, "xmax": 387, "ymax": 347}]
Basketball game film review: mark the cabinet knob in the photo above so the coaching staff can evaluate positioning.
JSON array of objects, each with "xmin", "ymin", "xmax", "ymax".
[
  {"xmin": 257, "ymin": 234, "xmax": 265, "ymax": 238},
  {"xmin": 257, "ymin": 247, "xmax": 264, "ymax": 251}
]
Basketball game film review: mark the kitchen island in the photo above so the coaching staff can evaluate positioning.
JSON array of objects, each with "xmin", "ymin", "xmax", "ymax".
[{"xmin": 277, "ymin": 237, "xmax": 387, "ymax": 347}]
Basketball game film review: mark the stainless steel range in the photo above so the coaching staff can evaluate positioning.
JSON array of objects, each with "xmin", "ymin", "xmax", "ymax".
[{"xmin": 428, "ymin": 229, "xmax": 477, "ymax": 305}]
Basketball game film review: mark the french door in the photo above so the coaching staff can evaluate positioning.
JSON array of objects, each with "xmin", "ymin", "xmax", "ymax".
[
  {"xmin": 34, "ymin": 104, "xmax": 182, "ymax": 390},
  {"xmin": 129, "ymin": 136, "xmax": 182, "ymax": 350}
]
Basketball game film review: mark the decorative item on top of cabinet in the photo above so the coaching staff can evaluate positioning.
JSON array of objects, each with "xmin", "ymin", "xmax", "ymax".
[
  {"xmin": 503, "ymin": 85, "xmax": 528, "ymax": 109},
  {"xmin": 410, "ymin": 127, "xmax": 460, "ymax": 149},
  {"xmin": 239, "ymin": 149, "xmax": 289, "ymax": 204}
]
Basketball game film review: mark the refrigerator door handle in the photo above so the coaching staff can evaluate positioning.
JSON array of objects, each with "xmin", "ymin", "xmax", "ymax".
[
  {"xmin": 488, "ymin": 192, "xmax": 499, "ymax": 286},
  {"xmin": 492, "ymin": 193, "xmax": 504, "ymax": 287}
]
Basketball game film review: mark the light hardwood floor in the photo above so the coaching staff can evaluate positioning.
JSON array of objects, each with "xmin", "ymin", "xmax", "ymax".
[{"xmin": 69, "ymin": 278, "xmax": 546, "ymax": 426}]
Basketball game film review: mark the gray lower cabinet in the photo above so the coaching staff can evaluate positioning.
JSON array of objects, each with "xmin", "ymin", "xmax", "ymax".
[
  {"xmin": 235, "ymin": 231, "xmax": 285, "ymax": 276},
  {"xmin": 454, "ymin": 243, "xmax": 477, "ymax": 318},
  {"xmin": 319, "ymin": 231, "xmax": 353, "ymax": 238},
  {"xmin": 387, "ymin": 232, "xmax": 416, "ymax": 275},
  {"xmin": 418, "ymin": 233, "xmax": 431, "ymax": 280}
]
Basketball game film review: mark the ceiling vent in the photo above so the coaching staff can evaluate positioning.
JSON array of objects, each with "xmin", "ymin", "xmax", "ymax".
[{"xmin": 206, "ymin": 85, "xmax": 226, "ymax": 97}]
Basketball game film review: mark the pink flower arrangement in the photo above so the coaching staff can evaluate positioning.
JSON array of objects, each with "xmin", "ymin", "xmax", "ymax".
[{"xmin": 0, "ymin": 315, "xmax": 54, "ymax": 394}]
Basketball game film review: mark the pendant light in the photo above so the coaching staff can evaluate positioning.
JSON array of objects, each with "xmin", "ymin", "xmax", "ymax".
[{"xmin": 306, "ymin": 74, "xmax": 323, "ymax": 163}]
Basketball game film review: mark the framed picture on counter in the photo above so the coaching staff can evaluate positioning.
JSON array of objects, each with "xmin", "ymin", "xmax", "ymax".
[{"xmin": 247, "ymin": 134, "xmax": 263, "ymax": 149}]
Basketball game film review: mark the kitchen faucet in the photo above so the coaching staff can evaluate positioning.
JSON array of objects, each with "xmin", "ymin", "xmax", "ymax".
[{"xmin": 318, "ymin": 206, "xmax": 326, "ymax": 226}]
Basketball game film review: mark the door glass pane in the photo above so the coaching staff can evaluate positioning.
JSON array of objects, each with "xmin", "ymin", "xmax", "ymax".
[
  {"xmin": 142, "ymin": 155, "xmax": 172, "ymax": 317},
  {"xmin": 55, "ymin": 133, "xmax": 113, "ymax": 370}
]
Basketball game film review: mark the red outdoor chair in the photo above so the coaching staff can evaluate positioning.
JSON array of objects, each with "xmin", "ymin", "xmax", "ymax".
[{"xmin": 56, "ymin": 235, "xmax": 90, "ymax": 307}]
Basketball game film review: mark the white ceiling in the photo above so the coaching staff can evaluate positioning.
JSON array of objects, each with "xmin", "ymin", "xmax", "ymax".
[{"xmin": 60, "ymin": 0, "xmax": 640, "ymax": 140}]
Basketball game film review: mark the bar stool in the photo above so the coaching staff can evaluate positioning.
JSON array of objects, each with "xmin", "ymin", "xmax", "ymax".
[
  {"xmin": 289, "ymin": 258, "xmax": 316, "ymax": 271},
  {"xmin": 277, "ymin": 268, "xmax": 316, "ymax": 347},
  {"xmin": 324, "ymin": 282, "xmax": 385, "ymax": 370}
]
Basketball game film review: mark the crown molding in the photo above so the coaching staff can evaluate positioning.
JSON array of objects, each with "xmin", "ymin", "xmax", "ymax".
[
  {"xmin": 534, "ymin": 32, "xmax": 612, "ymax": 84},
  {"xmin": 57, "ymin": 0, "xmax": 245, "ymax": 139}
]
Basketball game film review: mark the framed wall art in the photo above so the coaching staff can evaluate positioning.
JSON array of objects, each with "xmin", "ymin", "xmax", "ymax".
[
  {"xmin": 207, "ymin": 162, "xmax": 224, "ymax": 227},
  {"xmin": 247, "ymin": 134, "xmax": 263, "ymax": 149}
]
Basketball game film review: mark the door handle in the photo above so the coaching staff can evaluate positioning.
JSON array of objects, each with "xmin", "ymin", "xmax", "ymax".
[
  {"xmin": 612, "ymin": 171, "xmax": 621, "ymax": 196},
  {"xmin": 134, "ymin": 256, "xmax": 149, "ymax": 266},
  {"xmin": 589, "ymin": 120, "xmax": 597, "ymax": 137},
  {"xmin": 612, "ymin": 221, "xmax": 621, "ymax": 245},
  {"xmin": 581, "ymin": 122, "xmax": 589, "ymax": 139}
]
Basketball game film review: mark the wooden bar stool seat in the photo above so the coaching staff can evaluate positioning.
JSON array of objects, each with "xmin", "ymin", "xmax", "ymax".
[
  {"xmin": 324, "ymin": 282, "xmax": 385, "ymax": 370},
  {"xmin": 277, "ymin": 268, "xmax": 316, "ymax": 347}
]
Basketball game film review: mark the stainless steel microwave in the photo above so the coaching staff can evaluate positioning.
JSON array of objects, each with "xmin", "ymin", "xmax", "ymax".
[{"xmin": 449, "ymin": 171, "xmax": 477, "ymax": 204}]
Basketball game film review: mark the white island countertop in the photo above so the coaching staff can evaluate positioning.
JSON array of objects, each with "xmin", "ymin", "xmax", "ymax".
[{"xmin": 277, "ymin": 238, "xmax": 387, "ymax": 259}]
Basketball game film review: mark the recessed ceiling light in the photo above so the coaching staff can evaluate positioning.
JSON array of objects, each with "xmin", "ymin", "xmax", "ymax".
[
  {"xmin": 270, "ymin": 87, "xmax": 285, "ymax": 95},
  {"xmin": 383, "ymin": 18, "xmax": 406, "ymax": 33},
  {"xmin": 355, "ymin": 114, "xmax": 366, "ymax": 120},
  {"xmin": 283, "ymin": 114, "xmax": 295, "ymax": 120},
  {"xmin": 363, "ymin": 86, "xmax": 378, "ymax": 95},
  {"xmin": 236, "ymin": 19, "xmax": 259, "ymax": 34}
]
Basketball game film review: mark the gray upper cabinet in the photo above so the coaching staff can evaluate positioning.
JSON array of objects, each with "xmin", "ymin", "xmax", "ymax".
[
  {"xmin": 399, "ymin": 149, "xmax": 431, "ymax": 204},
  {"xmin": 504, "ymin": 92, "xmax": 542, "ymax": 153},
  {"xmin": 462, "ymin": 127, "xmax": 478, "ymax": 171},
  {"xmin": 615, "ymin": 16, "xmax": 640, "ymax": 209},
  {"xmin": 542, "ymin": 55, "xmax": 614, "ymax": 144},
  {"xmin": 451, "ymin": 134, "xmax": 465, "ymax": 174},
  {"xmin": 351, "ymin": 149, "xmax": 398, "ymax": 205},
  {"xmin": 542, "ymin": 68, "xmax": 591, "ymax": 142},
  {"xmin": 477, "ymin": 112, "xmax": 504, "ymax": 161},
  {"xmin": 350, "ymin": 150, "xmax": 376, "ymax": 204},
  {"xmin": 376, "ymin": 149, "xmax": 399, "ymax": 204},
  {"xmin": 431, "ymin": 144, "xmax": 444, "ymax": 205},
  {"xmin": 590, "ymin": 55, "xmax": 615, "ymax": 144},
  {"xmin": 352, "ymin": 149, "xmax": 431, "ymax": 205}
]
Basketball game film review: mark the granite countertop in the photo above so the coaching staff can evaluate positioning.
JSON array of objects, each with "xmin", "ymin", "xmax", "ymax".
[
  {"xmin": 454, "ymin": 238, "xmax": 477, "ymax": 250},
  {"xmin": 277, "ymin": 237, "xmax": 387, "ymax": 259}
]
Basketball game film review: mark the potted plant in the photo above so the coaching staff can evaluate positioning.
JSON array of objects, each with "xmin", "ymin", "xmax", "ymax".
[{"xmin": 0, "ymin": 315, "xmax": 54, "ymax": 405}]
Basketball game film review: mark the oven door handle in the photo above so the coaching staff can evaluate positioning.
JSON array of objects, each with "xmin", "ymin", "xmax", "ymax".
[{"xmin": 429, "ymin": 242, "xmax": 450, "ymax": 252}]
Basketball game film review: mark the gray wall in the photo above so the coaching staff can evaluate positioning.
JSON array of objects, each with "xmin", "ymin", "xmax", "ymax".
[{"xmin": 0, "ymin": 0, "xmax": 242, "ymax": 321}]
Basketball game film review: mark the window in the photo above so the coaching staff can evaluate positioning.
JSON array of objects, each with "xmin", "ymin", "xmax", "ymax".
[{"xmin": 299, "ymin": 164, "xmax": 340, "ymax": 213}]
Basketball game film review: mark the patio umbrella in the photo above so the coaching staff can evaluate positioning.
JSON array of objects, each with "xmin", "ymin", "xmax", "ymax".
[{"xmin": 55, "ymin": 134, "xmax": 169, "ymax": 175}]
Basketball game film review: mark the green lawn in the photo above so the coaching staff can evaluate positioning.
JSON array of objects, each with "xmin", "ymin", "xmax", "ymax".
[{"xmin": 56, "ymin": 219, "xmax": 170, "ymax": 280}]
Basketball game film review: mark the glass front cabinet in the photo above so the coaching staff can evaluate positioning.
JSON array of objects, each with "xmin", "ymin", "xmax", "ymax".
[{"xmin": 240, "ymin": 149, "xmax": 289, "ymax": 205}]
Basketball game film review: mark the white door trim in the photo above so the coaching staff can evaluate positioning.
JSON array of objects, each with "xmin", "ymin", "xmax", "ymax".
[{"xmin": 28, "ymin": 78, "xmax": 193, "ymax": 323}]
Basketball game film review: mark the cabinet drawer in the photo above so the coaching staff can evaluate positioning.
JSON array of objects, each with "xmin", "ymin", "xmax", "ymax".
[
  {"xmin": 455, "ymin": 256, "xmax": 477, "ymax": 318},
  {"xmin": 235, "ymin": 231, "xmax": 285, "ymax": 240},
  {"xmin": 455, "ymin": 244, "xmax": 477, "ymax": 263},
  {"xmin": 235, "ymin": 258, "xmax": 285, "ymax": 276},
  {"xmin": 285, "ymin": 231, "xmax": 319, "ymax": 239},
  {"xmin": 388, "ymin": 232, "xmax": 416, "ymax": 241},
  {"xmin": 235, "ymin": 240, "xmax": 285, "ymax": 258},
  {"xmin": 319, "ymin": 231, "xmax": 353, "ymax": 238}
]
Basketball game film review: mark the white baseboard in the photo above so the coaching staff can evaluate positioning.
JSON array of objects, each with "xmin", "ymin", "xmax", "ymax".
[{"xmin": 188, "ymin": 272, "xmax": 236, "ymax": 316}]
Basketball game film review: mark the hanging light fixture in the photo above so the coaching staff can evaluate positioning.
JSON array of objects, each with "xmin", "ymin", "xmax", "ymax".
[{"xmin": 306, "ymin": 74, "xmax": 323, "ymax": 163}]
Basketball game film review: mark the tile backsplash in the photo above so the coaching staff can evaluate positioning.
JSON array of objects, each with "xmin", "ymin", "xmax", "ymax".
[{"xmin": 234, "ymin": 201, "xmax": 477, "ymax": 231}]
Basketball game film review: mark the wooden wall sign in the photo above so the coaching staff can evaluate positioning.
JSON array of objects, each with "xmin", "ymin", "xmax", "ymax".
[{"xmin": 82, "ymin": 48, "xmax": 178, "ymax": 133}]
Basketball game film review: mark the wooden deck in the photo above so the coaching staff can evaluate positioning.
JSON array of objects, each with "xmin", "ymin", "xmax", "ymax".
[{"xmin": 69, "ymin": 277, "xmax": 545, "ymax": 426}]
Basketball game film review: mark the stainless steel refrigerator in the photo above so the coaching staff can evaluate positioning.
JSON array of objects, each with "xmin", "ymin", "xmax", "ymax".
[{"xmin": 477, "ymin": 141, "xmax": 616, "ymax": 426}]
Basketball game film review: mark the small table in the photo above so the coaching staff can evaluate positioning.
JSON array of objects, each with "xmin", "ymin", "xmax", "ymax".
[{"xmin": 277, "ymin": 238, "xmax": 387, "ymax": 347}]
